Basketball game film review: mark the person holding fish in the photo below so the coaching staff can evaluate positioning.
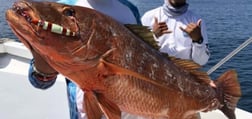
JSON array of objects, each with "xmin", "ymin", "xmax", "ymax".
[
  {"xmin": 28, "ymin": 0, "xmax": 143, "ymax": 119},
  {"xmin": 141, "ymin": 0, "xmax": 210, "ymax": 66}
]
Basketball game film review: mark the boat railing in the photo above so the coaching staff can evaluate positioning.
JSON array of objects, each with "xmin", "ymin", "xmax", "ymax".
[
  {"xmin": 207, "ymin": 37, "xmax": 252, "ymax": 74},
  {"xmin": 0, "ymin": 38, "xmax": 32, "ymax": 59}
]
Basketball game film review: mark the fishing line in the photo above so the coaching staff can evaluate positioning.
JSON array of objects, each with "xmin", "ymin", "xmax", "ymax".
[{"xmin": 207, "ymin": 37, "xmax": 252, "ymax": 75}]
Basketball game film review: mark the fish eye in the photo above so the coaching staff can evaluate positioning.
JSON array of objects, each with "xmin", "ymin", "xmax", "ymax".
[{"xmin": 63, "ymin": 7, "xmax": 75, "ymax": 16}]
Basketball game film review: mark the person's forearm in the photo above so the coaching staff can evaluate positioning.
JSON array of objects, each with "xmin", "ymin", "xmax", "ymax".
[
  {"xmin": 191, "ymin": 43, "xmax": 210, "ymax": 66},
  {"xmin": 28, "ymin": 49, "xmax": 58, "ymax": 89},
  {"xmin": 28, "ymin": 59, "xmax": 57, "ymax": 89},
  {"xmin": 31, "ymin": 49, "xmax": 58, "ymax": 75}
]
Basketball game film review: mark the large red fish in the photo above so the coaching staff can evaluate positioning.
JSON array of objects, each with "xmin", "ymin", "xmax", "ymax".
[{"xmin": 6, "ymin": 0, "xmax": 241, "ymax": 119}]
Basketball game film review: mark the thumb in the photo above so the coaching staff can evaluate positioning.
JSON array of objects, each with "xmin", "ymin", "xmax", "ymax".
[
  {"xmin": 197, "ymin": 19, "xmax": 202, "ymax": 27},
  {"xmin": 154, "ymin": 17, "xmax": 158, "ymax": 24}
]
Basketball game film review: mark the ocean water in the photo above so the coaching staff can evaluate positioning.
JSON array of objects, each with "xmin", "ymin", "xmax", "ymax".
[
  {"xmin": 130, "ymin": 0, "xmax": 252, "ymax": 113},
  {"xmin": 1, "ymin": 0, "xmax": 251, "ymax": 113}
]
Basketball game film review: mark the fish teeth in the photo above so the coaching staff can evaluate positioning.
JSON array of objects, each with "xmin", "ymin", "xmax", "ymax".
[
  {"xmin": 12, "ymin": 4, "xmax": 32, "ymax": 23},
  {"xmin": 27, "ymin": 17, "xmax": 32, "ymax": 22}
]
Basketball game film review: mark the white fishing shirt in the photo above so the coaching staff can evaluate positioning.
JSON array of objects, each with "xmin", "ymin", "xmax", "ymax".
[
  {"xmin": 74, "ymin": 0, "xmax": 137, "ymax": 24},
  {"xmin": 141, "ymin": 6, "xmax": 210, "ymax": 66}
]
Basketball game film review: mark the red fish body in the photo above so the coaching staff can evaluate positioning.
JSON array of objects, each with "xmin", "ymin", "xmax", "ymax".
[{"xmin": 6, "ymin": 1, "xmax": 241, "ymax": 119}]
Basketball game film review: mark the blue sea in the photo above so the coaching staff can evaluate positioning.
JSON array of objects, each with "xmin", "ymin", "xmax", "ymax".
[{"xmin": 1, "ymin": 0, "xmax": 251, "ymax": 113}]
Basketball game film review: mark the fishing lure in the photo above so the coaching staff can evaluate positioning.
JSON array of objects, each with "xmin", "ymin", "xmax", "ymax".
[{"xmin": 31, "ymin": 19, "xmax": 77, "ymax": 37}]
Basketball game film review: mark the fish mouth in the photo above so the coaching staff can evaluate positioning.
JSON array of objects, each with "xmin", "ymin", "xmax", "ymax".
[
  {"xmin": 12, "ymin": 1, "xmax": 33, "ymax": 23},
  {"xmin": 11, "ymin": 1, "xmax": 40, "ymax": 27},
  {"xmin": 6, "ymin": 1, "xmax": 41, "ymax": 50},
  {"xmin": 10, "ymin": 1, "xmax": 78, "ymax": 37}
]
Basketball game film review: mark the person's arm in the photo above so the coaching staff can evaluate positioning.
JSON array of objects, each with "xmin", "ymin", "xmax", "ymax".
[
  {"xmin": 191, "ymin": 19, "xmax": 210, "ymax": 66},
  {"xmin": 28, "ymin": 50, "xmax": 58, "ymax": 89},
  {"xmin": 179, "ymin": 19, "xmax": 210, "ymax": 65},
  {"xmin": 191, "ymin": 43, "xmax": 210, "ymax": 66}
]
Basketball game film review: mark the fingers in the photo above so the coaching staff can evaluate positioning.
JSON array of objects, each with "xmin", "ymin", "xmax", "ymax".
[
  {"xmin": 154, "ymin": 17, "xmax": 158, "ymax": 25},
  {"xmin": 155, "ymin": 24, "xmax": 171, "ymax": 37},
  {"xmin": 209, "ymin": 80, "xmax": 217, "ymax": 88},
  {"xmin": 163, "ymin": 30, "xmax": 172, "ymax": 34},
  {"xmin": 153, "ymin": 17, "xmax": 167, "ymax": 28},
  {"xmin": 154, "ymin": 17, "xmax": 166, "ymax": 27},
  {"xmin": 160, "ymin": 27, "xmax": 172, "ymax": 34},
  {"xmin": 197, "ymin": 19, "xmax": 202, "ymax": 27},
  {"xmin": 180, "ymin": 20, "xmax": 201, "ymax": 33},
  {"xmin": 152, "ymin": 17, "xmax": 172, "ymax": 37},
  {"xmin": 180, "ymin": 19, "xmax": 202, "ymax": 31},
  {"xmin": 179, "ymin": 20, "xmax": 202, "ymax": 41}
]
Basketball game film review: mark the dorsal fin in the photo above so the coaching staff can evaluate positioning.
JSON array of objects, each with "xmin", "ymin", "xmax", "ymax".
[
  {"xmin": 169, "ymin": 56, "xmax": 201, "ymax": 70},
  {"xmin": 169, "ymin": 56, "xmax": 211, "ymax": 84},
  {"xmin": 124, "ymin": 24, "xmax": 160, "ymax": 50},
  {"xmin": 125, "ymin": 24, "xmax": 211, "ymax": 85}
]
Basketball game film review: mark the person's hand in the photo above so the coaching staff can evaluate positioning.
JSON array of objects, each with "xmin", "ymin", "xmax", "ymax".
[
  {"xmin": 31, "ymin": 49, "xmax": 58, "ymax": 75},
  {"xmin": 180, "ymin": 19, "xmax": 203, "ymax": 43},
  {"xmin": 152, "ymin": 17, "xmax": 172, "ymax": 38},
  {"xmin": 209, "ymin": 80, "xmax": 216, "ymax": 88}
]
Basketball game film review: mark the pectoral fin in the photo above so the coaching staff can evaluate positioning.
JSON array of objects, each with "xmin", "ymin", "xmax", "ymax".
[
  {"xmin": 84, "ymin": 92, "xmax": 103, "ymax": 119},
  {"xmin": 96, "ymin": 93, "xmax": 121, "ymax": 119},
  {"xmin": 84, "ymin": 91, "xmax": 121, "ymax": 119},
  {"xmin": 98, "ymin": 59, "xmax": 167, "ymax": 89}
]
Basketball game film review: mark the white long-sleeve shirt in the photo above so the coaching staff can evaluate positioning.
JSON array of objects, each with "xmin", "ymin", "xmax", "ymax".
[
  {"xmin": 74, "ymin": 0, "xmax": 138, "ymax": 24},
  {"xmin": 141, "ymin": 6, "xmax": 210, "ymax": 66}
]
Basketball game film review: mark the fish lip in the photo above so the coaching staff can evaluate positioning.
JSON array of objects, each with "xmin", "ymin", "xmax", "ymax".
[
  {"xmin": 6, "ymin": 1, "xmax": 40, "ymax": 50},
  {"xmin": 12, "ymin": 1, "xmax": 31, "ymax": 22},
  {"xmin": 12, "ymin": 1, "xmax": 37, "ymax": 24}
]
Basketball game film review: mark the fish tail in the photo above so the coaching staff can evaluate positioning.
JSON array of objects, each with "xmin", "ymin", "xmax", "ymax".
[{"xmin": 215, "ymin": 70, "xmax": 241, "ymax": 119}]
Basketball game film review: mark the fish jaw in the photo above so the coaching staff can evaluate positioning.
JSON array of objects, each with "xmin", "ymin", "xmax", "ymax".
[
  {"xmin": 6, "ymin": 1, "xmax": 87, "ymax": 66},
  {"xmin": 5, "ymin": 1, "xmax": 63, "ymax": 53},
  {"xmin": 5, "ymin": 1, "xmax": 41, "ymax": 50}
]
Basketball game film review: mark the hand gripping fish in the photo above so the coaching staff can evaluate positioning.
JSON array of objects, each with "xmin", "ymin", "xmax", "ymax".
[{"xmin": 6, "ymin": 1, "xmax": 241, "ymax": 119}]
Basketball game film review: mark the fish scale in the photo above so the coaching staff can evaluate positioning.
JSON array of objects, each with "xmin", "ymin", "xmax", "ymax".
[{"xmin": 102, "ymin": 75, "xmax": 169, "ymax": 116}]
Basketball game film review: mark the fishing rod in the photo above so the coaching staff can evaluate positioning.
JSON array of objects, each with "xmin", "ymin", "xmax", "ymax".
[{"xmin": 207, "ymin": 37, "xmax": 252, "ymax": 75}]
